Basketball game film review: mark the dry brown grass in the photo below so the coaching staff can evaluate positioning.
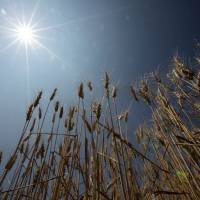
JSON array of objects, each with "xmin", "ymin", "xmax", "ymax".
[{"xmin": 0, "ymin": 53, "xmax": 200, "ymax": 199}]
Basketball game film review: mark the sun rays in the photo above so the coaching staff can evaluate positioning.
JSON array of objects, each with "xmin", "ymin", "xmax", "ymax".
[
  {"xmin": 0, "ymin": 12, "xmax": 47, "ymax": 52},
  {"xmin": 0, "ymin": 1, "xmax": 64, "ymax": 104},
  {"xmin": 0, "ymin": 1, "xmax": 133, "ymax": 105}
]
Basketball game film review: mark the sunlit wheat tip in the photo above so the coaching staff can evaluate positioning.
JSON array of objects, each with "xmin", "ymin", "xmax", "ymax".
[
  {"xmin": 50, "ymin": 88, "xmax": 58, "ymax": 101},
  {"xmin": 181, "ymin": 67, "xmax": 194, "ymax": 80},
  {"xmin": 152, "ymin": 72, "xmax": 161, "ymax": 83},
  {"xmin": 39, "ymin": 107, "xmax": 42, "ymax": 119},
  {"xmin": 33, "ymin": 91, "xmax": 43, "ymax": 108},
  {"xmin": 130, "ymin": 84, "xmax": 138, "ymax": 101},
  {"xmin": 52, "ymin": 113, "xmax": 56, "ymax": 123},
  {"xmin": 139, "ymin": 90, "xmax": 151, "ymax": 105},
  {"xmin": 104, "ymin": 72, "xmax": 110, "ymax": 89},
  {"xmin": 64, "ymin": 118, "xmax": 68, "ymax": 128},
  {"xmin": 173, "ymin": 56, "xmax": 184, "ymax": 68},
  {"xmin": 78, "ymin": 82, "xmax": 84, "ymax": 99},
  {"xmin": 92, "ymin": 102, "xmax": 101, "ymax": 120},
  {"xmin": 55, "ymin": 101, "xmax": 59, "ymax": 112},
  {"xmin": 68, "ymin": 119, "xmax": 74, "ymax": 131},
  {"xmin": 88, "ymin": 81, "xmax": 93, "ymax": 91},
  {"xmin": 5, "ymin": 154, "xmax": 17, "ymax": 171},
  {"xmin": 40, "ymin": 143, "xmax": 45, "ymax": 159},
  {"xmin": 141, "ymin": 80, "xmax": 148, "ymax": 93},
  {"xmin": 112, "ymin": 86, "xmax": 117, "ymax": 98},
  {"xmin": 68, "ymin": 106, "xmax": 76, "ymax": 119},
  {"xmin": 26, "ymin": 104, "xmax": 34, "ymax": 121},
  {"xmin": 59, "ymin": 106, "xmax": 64, "ymax": 118}
]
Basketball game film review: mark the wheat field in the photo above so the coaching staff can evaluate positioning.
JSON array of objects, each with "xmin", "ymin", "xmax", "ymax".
[{"xmin": 0, "ymin": 54, "xmax": 200, "ymax": 199}]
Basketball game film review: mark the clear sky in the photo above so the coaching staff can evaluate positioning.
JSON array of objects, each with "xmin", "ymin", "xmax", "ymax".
[{"xmin": 0, "ymin": 0, "xmax": 200, "ymax": 153}]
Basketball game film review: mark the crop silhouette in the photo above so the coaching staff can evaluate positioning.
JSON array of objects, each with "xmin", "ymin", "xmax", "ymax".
[{"xmin": 0, "ymin": 53, "xmax": 200, "ymax": 199}]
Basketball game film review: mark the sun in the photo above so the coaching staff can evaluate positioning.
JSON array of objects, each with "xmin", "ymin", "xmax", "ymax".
[
  {"xmin": 16, "ymin": 24, "xmax": 35, "ymax": 46},
  {"xmin": 0, "ymin": 16, "xmax": 41, "ymax": 51},
  {"xmin": 0, "ymin": 2, "xmax": 66, "ymax": 104},
  {"xmin": 0, "ymin": 4, "xmax": 65, "ymax": 60}
]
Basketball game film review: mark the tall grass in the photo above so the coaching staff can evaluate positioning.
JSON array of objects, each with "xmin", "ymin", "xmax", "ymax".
[{"xmin": 0, "ymin": 53, "xmax": 200, "ymax": 199}]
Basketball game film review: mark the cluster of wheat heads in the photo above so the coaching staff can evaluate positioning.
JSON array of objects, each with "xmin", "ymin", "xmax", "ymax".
[{"xmin": 0, "ymin": 56, "xmax": 200, "ymax": 200}]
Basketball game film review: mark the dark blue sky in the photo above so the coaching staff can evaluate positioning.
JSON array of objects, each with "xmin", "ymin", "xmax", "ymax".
[{"xmin": 0, "ymin": 0, "xmax": 200, "ymax": 152}]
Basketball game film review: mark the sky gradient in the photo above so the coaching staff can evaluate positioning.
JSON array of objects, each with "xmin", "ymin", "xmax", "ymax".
[{"xmin": 0, "ymin": 0, "xmax": 200, "ymax": 153}]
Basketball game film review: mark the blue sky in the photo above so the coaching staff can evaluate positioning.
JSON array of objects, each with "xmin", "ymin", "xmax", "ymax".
[{"xmin": 0, "ymin": 0, "xmax": 200, "ymax": 153}]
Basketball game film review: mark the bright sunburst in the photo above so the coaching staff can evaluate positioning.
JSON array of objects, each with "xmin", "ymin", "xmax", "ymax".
[
  {"xmin": 0, "ymin": 1, "xmax": 66, "ymax": 63},
  {"xmin": 0, "ymin": 1, "xmax": 65, "ymax": 103},
  {"xmin": 0, "ymin": 0, "xmax": 59, "ymax": 54},
  {"xmin": 0, "ymin": 14, "xmax": 42, "ymax": 52},
  {"xmin": 15, "ymin": 24, "xmax": 35, "ymax": 46}
]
